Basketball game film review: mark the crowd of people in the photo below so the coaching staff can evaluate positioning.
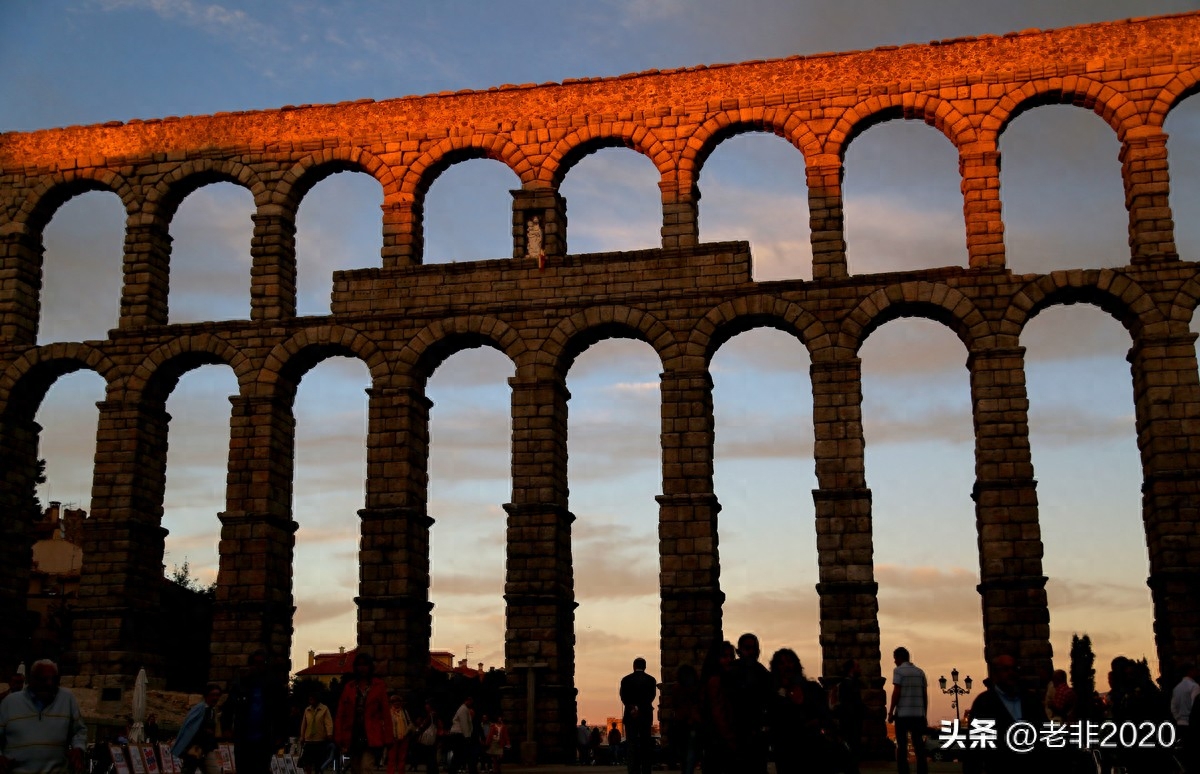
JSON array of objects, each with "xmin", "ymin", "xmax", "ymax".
[{"xmin": 620, "ymin": 634, "xmax": 863, "ymax": 774}]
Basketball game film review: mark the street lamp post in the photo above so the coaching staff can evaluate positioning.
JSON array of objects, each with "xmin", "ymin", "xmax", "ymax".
[{"xmin": 938, "ymin": 669, "xmax": 973, "ymax": 724}]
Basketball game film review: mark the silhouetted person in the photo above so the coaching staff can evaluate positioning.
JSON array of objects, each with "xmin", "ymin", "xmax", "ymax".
[
  {"xmin": 887, "ymin": 646, "xmax": 928, "ymax": 774},
  {"xmin": 334, "ymin": 651, "xmax": 394, "ymax": 774},
  {"xmin": 768, "ymin": 648, "xmax": 832, "ymax": 774},
  {"xmin": 669, "ymin": 664, "xmax": 702, "ymax": 774},
  {"xmin": 730, "ymin": 633, "xmax": 772, "ymax": 774},
  {"xmin": 225, "ymin": 650, "xmax": 289, "ymax": 774},
  {"xmin": 834, "ymin": 659, "xmax": 864, "ymax": 774},
  {"xmin": 701, "ymin": 640, "xmax": 737, "ymax": 774},
  {"xmin": 174, "ymin": 684, "xmax": 224, "ymax": 774},
  {"xmin": 967, "ymin": 654, "xmax": 1048, "ymax": 772},
  {"xmin": 620, "ymin": 657, "xmax": 657, "ymax": 774}
]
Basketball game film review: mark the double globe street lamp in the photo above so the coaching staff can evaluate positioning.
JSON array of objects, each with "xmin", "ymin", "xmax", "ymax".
[{"xmin": 939, "ymin": 668, "xmax": 973, "ymax": 723}]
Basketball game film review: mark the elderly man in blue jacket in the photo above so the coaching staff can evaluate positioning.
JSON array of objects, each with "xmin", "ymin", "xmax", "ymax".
[{"xmin": 0, "ymin": 660, "xmax": 87, "ymax": 774}]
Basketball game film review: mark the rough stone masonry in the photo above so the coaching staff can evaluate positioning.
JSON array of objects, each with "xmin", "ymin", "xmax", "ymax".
[{"xmin": 1, "ymin": 11, "xmax": 1199, "ymax": 760}]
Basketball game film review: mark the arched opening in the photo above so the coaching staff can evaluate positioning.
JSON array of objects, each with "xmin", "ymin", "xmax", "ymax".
[
  {"xmin": 711, "ymin": 327, "xmax": 819, "ymax": 670},
  {"xmin": 698, "ymin": 133, "xmax": 813, "ymax": 281},
  {"xmin": 1023, "ymin": 304, "xmax": 1152, "ymax": 678},
  {"xmin": 1165, "ymin": 94, "xmax": 1200, "ymax": 262},
  {"xmin": 30, "ymin": 369, "xmax": 105, "ymax": 665},
  {"xmin": 38, "ymin": 191, "xmax": 125, "ymax": 344},
  {"xmin": 859, "ymin": 317, "xmax": 981, "ymax": 721},
  {"xmin": 842, "ymin": 119, "xmax": 966, "ymax": 276},
  {"xmin": 294, "ymin": 171, "xmax": 384, "ymax": 315},
  {"xmin": 169, "ymin": 182, "xmax": 255, "ymax": 323},
  {"xmin": 423, "ymin": 158, "xmax": 519, "ymax": 264},
  {"xmin": 425, "ymin": 347, "xmax": 512, "ymax": 685},
  {"xmin": 566, "ymin": 338, "xmax": 662, "ymax": 727},
  {"xmin": 1000, "ymin": 105, "xmax": 1127, "ymax": 274},
  {"xmin": 291, "ymin": 356, "xmax": 372, "ymax": 672},
  {"xmin": 559, "ymin": 148, "xmax": 661, "ymax": 254}
]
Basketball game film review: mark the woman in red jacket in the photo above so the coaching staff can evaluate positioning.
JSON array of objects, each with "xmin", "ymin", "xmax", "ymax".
[{"xmin": 336, "ymin": 652, "xmax": 395, "ymax": 774}]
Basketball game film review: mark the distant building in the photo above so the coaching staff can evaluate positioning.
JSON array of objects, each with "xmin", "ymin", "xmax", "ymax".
[
  {"xmin": 26, "ymin": 503, "xmax": 86, "ymax": 660},
  {"xmin": 296, "ymin": 647, "xmax": 499, "ymax": 685}
]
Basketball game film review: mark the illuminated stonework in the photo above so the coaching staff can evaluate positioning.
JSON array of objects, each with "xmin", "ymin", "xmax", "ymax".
[{"xmin": 2, "ymin": 11, "xmax": 1199, "ymax": 761}]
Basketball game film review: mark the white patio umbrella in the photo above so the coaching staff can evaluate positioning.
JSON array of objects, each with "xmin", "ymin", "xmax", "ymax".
[{"xmin": 130, "ymin": 668, "xmax": 148, "ymax": 744}]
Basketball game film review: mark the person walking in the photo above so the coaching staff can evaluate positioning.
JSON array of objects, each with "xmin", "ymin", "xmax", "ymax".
[
  {"xmin": 298, "ymin": 691, "xmax": 334, "ymax": 774},
  {"xmin": 730, "ymin": 634, "xmax": 772, "ymax": 774},
  {"xmin": 386, "ymin": 693, "xmax": 412, "ymax": 774},
  {"xmin": 173, "ymin": 684, "xmax": 224, "ymax": 774},
  {"xmin": 483, "ymin": 716, "xmax": 508, "ymax": 774},
  {"xmin": 619, "ymin": 658, "xmax": 657, "ymax": 774},
  {"xmin": 0, "ymin": 660, "xmax": 87, "ymax": 774},
  {"xmin": 887, "ymin": 646, "xmax": 928, "ymax": 774},
  {"xmin": 334, "ymin": 652, "xmax": 394, "ymax": 774},
  {"xmin": 447, "ymin": 696, "xmax": 476, "ymax": 774},
  {"xmin": 225, "ymin": 650, "xmax": 289, "ymax": 774}
]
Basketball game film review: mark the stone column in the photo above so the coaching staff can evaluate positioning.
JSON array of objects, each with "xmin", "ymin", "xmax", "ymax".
[
  {"xmin": 119, "ymin": 220, "xmax": 171, "ymax": 329},
  {"xmin": 382, "ymin": 200, "xmax": 422, "ymax": 268},
  {"xmin": 211, "ymin": 394, "xmax": 298, "ymax": 685},
  {"xmin": 1121, "ymin": 129, "xmax": 1178, "ymax": 262},
  {"xmin": 0, "ymin": 412, "xmax": 42, "ymax": 673},
  {"xmin": 249, "ymin": 207, "xmax": 297, "ymax": 322},
  {"xmin": 809, "ymin": 357, "xmax": 879, "ymax": 676},
  {"xmin": 357, "ymin": 381, "xmax": 433, "ymax": 693},
  {"xmin": 1128, "ymin": 331, "xmax": 1200, "ymax": 677},
  {"xmin": 806, "ymin": 157, "xmax": 848, "ymax": 280},
  {"xmin": 967, "ymin": 346, "xmax": 1051, "ymax": 675},
  {"xmin": 0, "ymin": 229, "xmax": 43, "ymax": 345},
  {"xmin": 511, "ymin": 189, "xmax": 567, "ymax": 262},
  {"xmin": 660, "ymin": 181, "xmax": 698, "ymax": 250},
  {"xmin": 657, "ymin": 367, "xmax": 722, "ymax": 694},
  {"xmin": 959, "ymin": 148, "xmax": 1005, "ymax": 269},
  {"xmin": 72, "ymin": 399, "xmax": 170, "ymax": 684},
  {"xmin": 810, "ymin": 356, "xmax": 883, "ymax": 752},
  {"xmin": 504, "ymin": 373, "xmax": 574, "ymax": 763}
]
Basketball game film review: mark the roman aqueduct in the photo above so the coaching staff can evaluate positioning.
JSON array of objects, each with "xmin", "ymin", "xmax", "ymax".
[{"xmin": 2, "ymin": 10, "xmax": 1200, "ymax": 758}]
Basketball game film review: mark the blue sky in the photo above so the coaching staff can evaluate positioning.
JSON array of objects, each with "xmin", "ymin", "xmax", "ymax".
[{"xmin": 3, "ymin": 0, "xmax": 1199, "ymax": 723}]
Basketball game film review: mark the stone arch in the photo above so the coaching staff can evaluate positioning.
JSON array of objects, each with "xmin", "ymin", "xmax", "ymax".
[
  {"xmin": 399, "ymin": 134, "xmax": 534, "ymax": 201},
  {"xmin": 1149, "ymin": 66, "xmax": 1200, "ymax": 127},
  {"xmin": 254, "ymin": 325, "xmax": 389, "ymax": 400},
  {"xmin": 823, "ymin": 95, "xmax": 976, "ymax": 161},
  {"xmin": 537, "ymin": 305, "xmax": 679, "ymax": 377},
  {"xmin": 1168, "ymin": 274, "xmax": 1200, "ymax": 326},
  {"xmin": 398, "ymin": 315, "xmax": 528, "ymax": 381},
  {"xmin": 540, "ymin": 123, "xmax": 673, "ymax": 190},
  {"xmin": 143, "ymin": 158, "xmax": 268, "ymax": 225},
  {"xmin": 0, "ymin": 343, "xmax": 118, "ymax": 419},
  {"xmin": 15, "ymin": 168, "xmax": 138, "ymax": 240},
  {"xmin": 984, "ymin": 77, "xmax": 1141, "ymax": 145},
  {"xmin": 120, "ymin": 334, "xmax": 255, "ymax": 405},
  {"xmin": 688, "ymin": 294, "xmax": 829, "ymax": 366},
  {"xmin": 276, "ymin": 146, "xmax": 399, "ymax": 208},
  {"xmin": 838, "ymin": 282, "xmax": 993, "ymax": 354},
  {"xmin": 1002, "ymin": 270, "xmax": 1167, "ymax": 341},
  {"xmin": 678, "ymin": 109, "xmax": 819, "ymax": 193}
]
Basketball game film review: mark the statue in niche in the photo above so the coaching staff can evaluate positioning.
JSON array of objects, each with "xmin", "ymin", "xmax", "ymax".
[{"xmin": 526, "ymin": 214, "xmax": 546, "ymax": 269}]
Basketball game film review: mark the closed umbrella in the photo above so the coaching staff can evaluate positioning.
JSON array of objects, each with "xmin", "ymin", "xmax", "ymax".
[{"xmin": 130, "ymin": 668, "xmax": 148, "ymax": 744}]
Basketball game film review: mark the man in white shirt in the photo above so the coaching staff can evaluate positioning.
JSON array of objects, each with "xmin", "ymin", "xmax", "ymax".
[
  {"xmin": 1172, "ymin": 664, "xmax": 1200, "ymax": 728},
  {"xmin": 887, "ymin": 646, "xmax": 928, "ymax": 774},
  {"xmin": 448, "ymin": 696, "xmax": 475, "ymax": 774}
]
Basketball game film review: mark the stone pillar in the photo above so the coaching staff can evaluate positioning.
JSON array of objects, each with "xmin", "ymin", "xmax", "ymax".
[
  {"xmin": 72, "ymin": 400, "xmax": 170, "ymax": 684},
  {"xmin": 661, "ymin": 182, "xmax": 698, "ymax": 250},
  {"xmin": 512, "ymin": 189, "xmax": 567, "ymax": 262},
  {"xmin": 119, "ymin": 220, "xmax": 170, "ymax": 329},
  {"xmin": 504, "ymin": 373, "xmax": 574, "ymax": 763},
  {"xmin": 810, "ymin": 356, "xmax": 884, "ymax": 752},
  {"xmin": 249, "ymin": 207, "xmax": 297, "ymax": 322},
  {"xmin": 809, "ymin": 358, "xmax": 879, "ymax": 676},
  {"xmin": 1128, "ymin": 331, "xmax": 1200, "ymax": 677},
  {"xmin": 0, "ymin": 229, "xmax": 43, "ymax": 345},
  {"xmin": 960, "ymin": 148, "xmax": 1005, "ymax": 269},
  {"xmin": 211, "ymin": 394, "xmax": 298, "ymax": 686},
  {"xmin": 967, "ymin": 346, "xmax": 1051, "ymax": 675},
  {"xmin": 382, "ymin": 200, "xmax": 422, "ymax": 268},
  {"xmin": 806, "ymin": 157, "xmax": 848, "ymax": 280},
  {"xmin": 657, "ymin": 368, "xmax": 723, "ymax": 707},
  {"xmin": 358, "ymin": 382, "xmax": 433, "ymax": 693},
  {"xmin": 0, "ymin": 412, "xmax": 42, "ymax": 673},
  {"xmin": 1121, "ymin": 129, "xmax": 1178, "ymax": 262}
]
